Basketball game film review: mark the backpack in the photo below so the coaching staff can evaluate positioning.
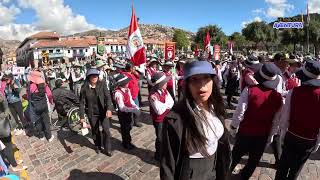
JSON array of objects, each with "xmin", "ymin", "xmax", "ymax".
[{"xmin": 29, "ymin": 83, "xmax": 48, "ymax": 114}]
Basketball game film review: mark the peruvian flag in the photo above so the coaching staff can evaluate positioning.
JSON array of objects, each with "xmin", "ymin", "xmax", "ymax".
[
  {"xmin": 194, "ymin": 44, "xmax": 199, "ymax": 57},
  {"xmin": 228, "ymin": 41, "xmax": 233, "ymax": 55},
  {"xmin": 126, "ymin": 6, "xmax": 146, "ymax": 66},
  {"xmin": 203, "ymin": 31, "xmax": 212, "ymax": 60}
]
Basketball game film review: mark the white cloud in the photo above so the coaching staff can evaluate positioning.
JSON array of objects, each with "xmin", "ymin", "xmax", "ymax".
[
  {"xmin": 252, "ymin": 8, "xmax": 264, "ymax": 14},
  {"xmin": 309, "ymin": 0, "xmax": 320, "ymax": 14},
  {"xmin": 265, "ymin": 0, "xmax": 294, "ymax": 18},
  {"xmin": 0, "ymin": 0, "xmax": 98, "ymax": 40},
  {"xmin": 17, "ymin": 0, "xmax": 95, "ymax": 34},
  {"xmin": 0, "ymin": 3, "xmax": 20, "ymax": 25},
  {"xmin": 241, "ymin": 16, "xmax": 262, "ymax": 28},
  {"xmin": 0, "ymin": 24, "xmax": 36, "ymax": 40}
]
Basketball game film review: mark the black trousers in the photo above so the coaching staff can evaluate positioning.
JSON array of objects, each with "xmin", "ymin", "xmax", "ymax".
[
  {"xmin": 118, "ymin": 112, "xmax": 133, "ymax": 145},
  {"xmin": 0, "ymin": 136, "xmax": 17, "ymax": 167},
  {"xmin": 180, "ymin": 155, "xmax": 216, "ymax": 180},
  {"xmin": 89, "ymin": 115, "xmax": 111, "ymax": 152},
  {"xmin": 8, "ymin": 101, "xmax": 26, "ymax": 129},
  {"xmin": 231, "ymin": 135, "xmax": 268, "ymax": 180},
  {"xmin": 35, "ymin": 111, "xmax": 52, "ymax": 139},
  {"xmin": 275, "ymin": 132, "xmax": 316, "ymax": 180},
  {"xmin": 153, "ymin": 121, "xmax": 163, "ymax": 158},
  {"xmin": 271, "ymin": 134, "xmax": 282, "ymax": 164}
]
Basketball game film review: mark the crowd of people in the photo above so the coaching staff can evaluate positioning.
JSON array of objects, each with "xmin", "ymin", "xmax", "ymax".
[{"xmin": 0, "ymin": 52, "xmax": 319, "ymax": 180}]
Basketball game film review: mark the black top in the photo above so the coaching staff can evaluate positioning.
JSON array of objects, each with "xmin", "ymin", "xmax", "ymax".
[
  {"xmin": 79, "ymin": 81, "xmax": 113, "ymax": 119},
  {"xmin": 160, "ymin": 101, "xmax": 231, "ymax": 180}
]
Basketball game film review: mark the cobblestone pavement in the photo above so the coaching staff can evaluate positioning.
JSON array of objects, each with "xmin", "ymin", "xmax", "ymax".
[{"xmin": 13, "ymin": 87, "xmax": 320, "ymax": 180}]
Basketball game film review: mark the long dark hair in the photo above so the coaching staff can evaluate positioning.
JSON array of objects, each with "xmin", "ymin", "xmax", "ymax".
[{"xmin": 183, "ymin": 74, "xmax": 226, "ymax": 157}]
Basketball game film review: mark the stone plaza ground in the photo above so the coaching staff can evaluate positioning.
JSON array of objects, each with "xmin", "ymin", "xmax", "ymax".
[{"xmin": 12, "ymin": 87, "xmax": 320, "ymax": 180}]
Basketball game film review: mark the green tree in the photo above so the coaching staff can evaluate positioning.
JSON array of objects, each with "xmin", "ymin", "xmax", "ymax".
[
  {"xmin": 230, "ymin": 32, "xmax": 247, "ymax": 51},
  {"xmin": 281, "ymin": 28, "xmax": 305, "ymax": 52},
  {"xmin": 307, "ymin": 20, "xmax": 320, "ymax": 56},
  {"xmin": 194, "ymin": 25, "xmax": 227, "ymax": 49},
  {"xmin": 172, "ymin": 29, "xmax": 190, "ymax": 51},
  {"xmin": 242, "ymin": 21, "xmax": 277, "ymax": 50}
]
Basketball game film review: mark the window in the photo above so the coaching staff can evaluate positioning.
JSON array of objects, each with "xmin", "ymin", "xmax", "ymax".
[
  {"xmin": 93, "ymin": 48, "xmax": 95, "ymax": 52},
  {"xmin": 68, "ymin": 50, "xmax": 70, "ymax": 53},
  {"xmin": 73, "ymin": 50, "xmax": 76, "ymax": 54},
  {"xmin": 85, "ymin": 49, "xmax": 88, "ymax": 52},
  {"xmin": 79, "ymin": 49, "xmax": 83, "ymax": 53},
  {"xmin": 111, "ymin": 46, "xmax": 113, "ymax": 52},
  {"xmin": 56, "ymin": 49, "xmax": 60, "ymax": 53},
  {"xmin": 49, "ymin": 50, "xmax": 53, "ymax": 53},
  {"xmin": 116, "ymin": 46, "xmax": 119, "ymax": 52}
]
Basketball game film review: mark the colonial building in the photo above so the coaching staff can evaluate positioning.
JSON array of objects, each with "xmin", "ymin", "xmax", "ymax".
[{"xmin": 16, "ymin": 31, "xmax": 172, "ymax": 67}]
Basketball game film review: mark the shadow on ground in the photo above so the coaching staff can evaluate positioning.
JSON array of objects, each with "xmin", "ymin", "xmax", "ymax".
[{"xmin": 68, "ymin": 169, "xmax": 124, "ymax": 180}]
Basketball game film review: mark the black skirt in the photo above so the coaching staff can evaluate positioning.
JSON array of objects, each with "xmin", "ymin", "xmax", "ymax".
[{"xmin": 179, "ymin": 154, "xmax": 216, "ymax": 180}]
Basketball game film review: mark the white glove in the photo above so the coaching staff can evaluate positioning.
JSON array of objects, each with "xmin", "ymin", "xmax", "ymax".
[{"xmin": 312, "ymin": 144, "xmax": 320, "ymax": 153}]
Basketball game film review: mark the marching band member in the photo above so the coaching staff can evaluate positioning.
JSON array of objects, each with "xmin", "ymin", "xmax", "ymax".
[
  {"xmin": 275, "ymin": 60, "xmax": 320, "ymax": 180},
  {"xmin": 161, "ymin": 61, "xmax": 175, "ymax": 101},
  {"xmin": 71, "ymin": 63, "xmax": 85, "ymax": 97},
  {"xmin": 239, "ymin": 55, "xmax": 262, "ymax": 92},
  {"xmin": 146, "ymin": 58, "xmax": 160, "ymax": 92},
  {"xmin": 114, "ymin": 74, "xmax": 140, "ymax": 150},
  {"xmin": 149, "ymin": 72, "xmax": 174, "ymax": 161},
  {"xmin": 230, "ymin": 63, "xmax": 283, "ymax": 179}
]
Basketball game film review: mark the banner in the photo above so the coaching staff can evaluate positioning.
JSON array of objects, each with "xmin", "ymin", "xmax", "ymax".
[
  {"xmin": 165, "ymin": 42, "xmax": 176, "ymax": 60},
  {"xmin": 12, "ymin": 67, "xmax": 25, "ymax": 75},
  {"xmin": 97, "ymin": 37, "xmax": 105, "ymax": 56},
  {"xmin": 214, "ymin": 45, "xmax": 220, "ymax": 61}
]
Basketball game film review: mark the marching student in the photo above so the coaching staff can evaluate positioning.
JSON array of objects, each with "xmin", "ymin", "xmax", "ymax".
[
  {"xmin": 176, "ymin": 59, "xmax": 186, "ymax": 101},
  {"xmin": 161, "ymin": 61, "xmax": 175, "ymax": 101},
  {"xmin": 149, "ymin": 72, "xmax": 174, "ymax": 161},
  {"xmin": 275, "ymin": 60, "xmax": 320, "ymax": 180},
  {"xmin": 283, "ymin": 54, "xmax": 301, "ymax": 91},
  {"xmin": 239, "ymin": 55, "xmax": 262, "ymax": 92},
  {"xmin": 230, "ymin": 63, "xmax": 283, "ymax": 180},
  {"xmin": 114, "ymin": 74, "xmax": 140, "ymax": 150},
  {"xmin": 225, "ymin": 62, "xmax": 240, "ymax": 109},
  {"xmin": 122, "ymin": 62, "xmax": 142, "ymax": 127},
  {"xmin": 146, "ymin": 58, "xmax": 160, "ymax": 92}
]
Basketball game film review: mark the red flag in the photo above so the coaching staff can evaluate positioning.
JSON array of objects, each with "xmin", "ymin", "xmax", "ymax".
[
  {"xmin": 194, "ymin": 44, "xmax": 199, "ymax": 57},
  {"xmin": 203, "ymin": 31, "xmax": 212, "ymax": 60},
  {"xmin": 126, "ymin": 6, "xmax": 146, "ymax": 66}
]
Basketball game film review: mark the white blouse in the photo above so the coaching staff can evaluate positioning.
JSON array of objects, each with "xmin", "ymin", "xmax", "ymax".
[{"xmin": 189, "ymin": 110, "xmax": 224, "ymax": 158}]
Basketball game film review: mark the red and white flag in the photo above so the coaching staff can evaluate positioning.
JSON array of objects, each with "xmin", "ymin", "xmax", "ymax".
[
  {"xmin": 228, "ymin": 41, "xmax": 233, "ymax": 55},
  {"xmin": 203, "ymin": 31, "xmax": 212, "ymax": 60},
  {"xmin": 194, "ymin": 44, "xmax": 199, "ymax": 57},
  {"xmin": 126, "ymin": 6, "xmax": 146, "ymax": 66}
]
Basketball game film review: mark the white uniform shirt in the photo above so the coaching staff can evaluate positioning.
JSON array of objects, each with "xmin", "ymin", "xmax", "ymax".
[
  {"xmin": 189, "ymin": 108, "xmax": 224, "ymax": 158},
  {"xmin": 114, "ymin": 87, "xmax": 139, "ymax": 113},
  {"xmin": 149, "ymin": 89, "xmax": 174, "ymax": 115}
]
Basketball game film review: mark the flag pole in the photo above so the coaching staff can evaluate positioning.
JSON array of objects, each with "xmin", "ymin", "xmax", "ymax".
[{"xmin": 306, "ymin": 0, "xmax": 310, "ymax": 54}]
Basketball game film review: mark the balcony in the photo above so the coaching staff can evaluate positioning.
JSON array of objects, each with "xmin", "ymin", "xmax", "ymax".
[
  {"xmin": 73, "ymin": 52, "xmax": 85, "ymax": 58},
  {"xmin": 48, "ymin": 52, "xmax": 64, "ymax": 58}
]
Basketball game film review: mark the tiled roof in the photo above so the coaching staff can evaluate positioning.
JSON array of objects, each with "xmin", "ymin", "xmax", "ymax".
[
  {"xmin": 30, "ymin": 31, "xmax": 60, "ymax": 39},
  {"xmin": 31, "ymin": 40, "xmax": 65, "ymax": 48}
]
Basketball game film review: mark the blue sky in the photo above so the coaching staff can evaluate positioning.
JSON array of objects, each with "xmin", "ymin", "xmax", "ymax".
[{"xmin": 0, "ymin": 0, "xmax": 318, "ymax": 40}]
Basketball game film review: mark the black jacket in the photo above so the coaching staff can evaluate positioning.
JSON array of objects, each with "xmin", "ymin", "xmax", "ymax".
[
  {"xmin": 52, "ymin": 87, "xmax": 79, "ymax": 116},
  {"xmin": 160, "ymin": 101, "xmax": 231, "ymax": 180},
  {"xmin": 79, "ymin": 81, "xmax": 113, "ymax": 119}
]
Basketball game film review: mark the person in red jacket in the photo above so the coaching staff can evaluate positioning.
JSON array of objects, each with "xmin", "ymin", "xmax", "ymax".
[
  {"xmin": 146, "ymin": 59, "xmax": 160, "ymax": 92},
  {"xmin": 122, "ymin": 62, "xmax": 142, "ymax": 127},
  {"xmin": 230, "ymin": 63, "xmax": 283, "ymax": 180},
  {"xmin": 149, "ymin": 72, "xmax": 174, "ymax": 161},
  {"xmin": 275, "ymin": 60, "xmax": 320, "ymax": 180},
  {"xmin": 114, "ymin": 74, "xmax": 140, "ymax": 150},
  {"xmin": 240, "ymin": 55, "xmax": 262, "ymax": 92},
  {"xmin": 161, "ymin": 61, "xmax": 175, "ymax": 102}
]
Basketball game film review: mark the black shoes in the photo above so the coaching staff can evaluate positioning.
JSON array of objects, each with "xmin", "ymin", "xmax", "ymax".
[
  {"xmin": 103, "ymin": 150, "xmax": 113, "ymax": 157},
  {"xmin": 123, "ymin": 143, "xmax": 136, "ymax": 150}
]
